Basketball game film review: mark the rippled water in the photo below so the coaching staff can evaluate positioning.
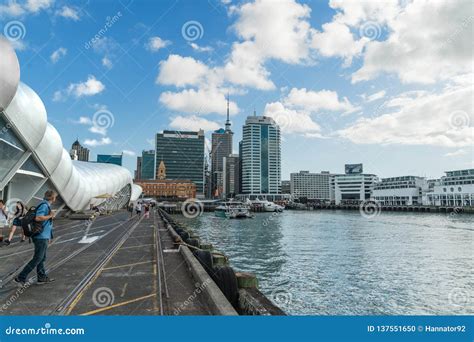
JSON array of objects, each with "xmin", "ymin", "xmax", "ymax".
[{"xmin": 175, "ymin": 210, "xmax": 473, "ymax": 315}]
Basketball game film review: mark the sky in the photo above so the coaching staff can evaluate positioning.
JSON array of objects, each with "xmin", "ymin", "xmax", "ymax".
[{"xmin": 1, "ymin": 0, "xmax": 472, "ymax": 180}]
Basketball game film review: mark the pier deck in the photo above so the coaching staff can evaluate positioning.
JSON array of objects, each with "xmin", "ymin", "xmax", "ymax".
[{"xmin": 0, "ymin": 210, "xmax": 220, "ymax": 315}]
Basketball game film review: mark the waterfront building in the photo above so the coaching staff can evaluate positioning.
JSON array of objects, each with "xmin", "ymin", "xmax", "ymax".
[
  {"xmin": 135, "ymin": 156, "xmax": 142, "ymax": 180},
  {"xmin": 290, "ymin": 171, "xmax": 333, "ymax": 201},
  {"xmin": 97, "ymin": 154, "xmax": 123, "ymax": 166},
  {"xmin": 140, "ymin": 150, "xmax": 155, "ymax": 180},
  {"xmin": 0, "ymin": 39, "xmax": 141, "ymax": 211},
  {"xmin": 70, "ymin": 139, "xmax": 90, "ymax": 162},
  {"xmin": 155, "ymin": 130, "xmax": 205, "ymax": 196},
  {"xmin": 240, "ymin": 114, "xmax": 281, "ymax": 198},
  {"xmin": 135, "ymin": 179, "xmax": 196, "ymax": 200},
  {"xmin": 223, "ymin": 154, "xmax": 240, "ymax": 199},
  {"xmin": 334, "ymin": 164, "xmax": 378, "ymax": 204},
  {"xmin": 281, "ymin": 180, "xmax": 291, "ymax": 194},
  {"xmin": 426, "ymin": 169, "xmax": 474, "ymax": 207},
  {"xmin": 211, "ymin": 97, "xmax": 233, "ymax": 198},
  {"xmin": 373, "ymin": 176, "xmax": 428, "ymax": 206}
]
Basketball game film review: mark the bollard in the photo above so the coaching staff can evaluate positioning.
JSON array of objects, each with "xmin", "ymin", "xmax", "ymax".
[{"xmin": 236, "ymin": 272, "xmax": 258, "ymax": 289}]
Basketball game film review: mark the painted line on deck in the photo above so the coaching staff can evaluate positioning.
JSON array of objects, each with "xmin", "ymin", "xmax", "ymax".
[{"xmin": 79, "ymin": 294, "xmax": 156, "ymax": 316}]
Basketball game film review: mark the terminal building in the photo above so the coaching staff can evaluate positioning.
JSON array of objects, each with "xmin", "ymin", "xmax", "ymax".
[
  {"xmin": 425, "ymin": 169, "xmax": 474, "ymax": 207},
  {"xmin": 0, "ymin": 38, "xmax": 141, "ymax": 212},
  {"xmin": 333, "ymin": 164, "xmax": 378, "ymax": 205},
  {"xmin": 372, "ymin": 176, "xmax": 428, "ymax": 206}
]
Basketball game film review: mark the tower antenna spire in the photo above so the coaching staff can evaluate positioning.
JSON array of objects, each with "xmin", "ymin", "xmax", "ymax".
[{"xmin": 225, "ymin": 92, "xmax": 231, "ymax": 132}]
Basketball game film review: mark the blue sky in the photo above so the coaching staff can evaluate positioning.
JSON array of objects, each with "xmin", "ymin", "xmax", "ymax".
[{"xmin": 1, "ymin": 0, "xmax": 472, "ymax": 179}]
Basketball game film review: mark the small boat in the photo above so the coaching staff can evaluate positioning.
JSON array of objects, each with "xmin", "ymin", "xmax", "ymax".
[
  {"xmin": 247, "ymin": 198, "xmax": 284, "ymax": 212},
  {"xmin": 215, "ymin": 201, "xmax": 253, "ymax": 219}
]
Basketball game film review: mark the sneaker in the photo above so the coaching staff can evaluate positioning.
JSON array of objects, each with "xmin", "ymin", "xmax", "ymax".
[
  {"xmin": 37, "ymin": 277, "xmax": 55, "ymax": 284},
  {"xmin": 14, "ymin": 277, "xmax": 26, "ymax": 286},
  {"xmin": 4, "ymin": 239, "xmax": 10, "ymax": 246},
  {"xmin": 20, "ymin": 239, "xmax": 25, "ymax": 243}
]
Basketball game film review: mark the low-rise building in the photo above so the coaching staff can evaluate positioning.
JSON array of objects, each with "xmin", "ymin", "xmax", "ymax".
[
  {"xmin": 426, "ymin": 169, "xmax": 474, "ymax": 207},
  {"xmin": 290, "ymin": 171, "xmax": 333, "ymax": 201},
  {"xmin": 135, "ymin": 179, "xmax": 196, "ymax": 200},
  {"xmin": 373, "ymin": 176, "xmax": 428, "ymax": 206}
]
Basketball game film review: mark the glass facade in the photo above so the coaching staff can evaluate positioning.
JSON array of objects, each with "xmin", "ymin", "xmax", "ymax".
[
  {"xmin": 155, "ymin": 130, "xmax": 205, "ymax": 195},
  {"xmin": 140, "ymin": 150, "xmax": 155, "ymax": 180}
]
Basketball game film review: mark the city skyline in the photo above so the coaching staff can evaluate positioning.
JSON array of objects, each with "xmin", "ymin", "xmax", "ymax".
[{"xmin": 1, "ymin": 0, "xmax": 472, "ymax": 180}]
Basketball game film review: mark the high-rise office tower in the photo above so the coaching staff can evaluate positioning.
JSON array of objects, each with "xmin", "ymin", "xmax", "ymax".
[
  {"xmin": 140, "ymin": 150, "xmax": 155, "ymax": 180},
  {"xmin": 241, "ymin": 114, "xmax": 281, "ymax": 195},
  {"xmin": 155, "ymin": 130, "xmax": 205, "ymax": 196}
]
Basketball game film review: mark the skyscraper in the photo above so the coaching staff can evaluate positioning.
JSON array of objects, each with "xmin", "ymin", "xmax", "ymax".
[
  {"xmin": 223, "ymin": 154, "xmax": 240, "ymax": 198},
  {"xmin": 155, "ymin": 130, "xmax": 205, "ymax": 196},
  {"xmin": 241, "ymin": 114, "xmax": 281, "ymax": 196},
  {"xmin": 97, "ymin": 154, "xmax": 123, "ymax": 166},
  {"xmin": 70, "ymin": 139, "xmax": 90, "ymax": 162},
  {"xmin": 210, "ymin": 95, "xmax": 233, "ymax": 198},
  {"xmin": 135, "ymin": 156, "xmax": 142, "ymax": 180},
  {"xmin": 140, "ymin": 150, "xmax": 155, "ymax": 180}
]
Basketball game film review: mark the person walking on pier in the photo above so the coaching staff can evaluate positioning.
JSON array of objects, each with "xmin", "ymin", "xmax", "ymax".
[
  {"xmin": 144, "ymin": 203, "xmax": 150, "ymax": 219},
  {"xmin": 15, "ymin": 190, "xmax": 57, "ymax": 285},
  {"xmin": 135, "ymin": 202, "xmax": 142, "ymax": 217},
  {"xmin": 0, "ymin": 200, "xmax": 8, "ymax": 242},
  {"xmin": 4, "ymin": 201, "xmax": 26, "ymax": 245}
]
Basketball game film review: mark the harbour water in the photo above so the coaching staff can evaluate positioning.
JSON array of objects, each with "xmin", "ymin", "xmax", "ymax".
[{"xmin": 175, "ymin": 210, "xmax": 473, "ymax": 315}]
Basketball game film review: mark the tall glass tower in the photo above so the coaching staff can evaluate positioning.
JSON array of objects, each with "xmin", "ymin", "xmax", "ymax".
[
  {"xmin": 241, "ymin": 115, "xmax": 281, "ymax": 195},
  {"xmin": 155, "ymin": 130, "xmax": 205, "ymax": 195}
]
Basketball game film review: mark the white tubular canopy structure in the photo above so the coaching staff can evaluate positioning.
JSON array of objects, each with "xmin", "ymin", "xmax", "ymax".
[{"xmin": 0, "ymin": 37, "xmax": 142, "ymax": 211}]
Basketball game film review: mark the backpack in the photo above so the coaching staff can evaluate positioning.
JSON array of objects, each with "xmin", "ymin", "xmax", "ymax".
[{"xmin": 21, "ymin": 202, "xmax": 49, "ymax": 238}]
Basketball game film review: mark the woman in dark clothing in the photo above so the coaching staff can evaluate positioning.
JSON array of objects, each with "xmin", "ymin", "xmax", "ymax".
[{"xmin": 5, "ymin": 201, "xmax": 26, "ymax": 245}]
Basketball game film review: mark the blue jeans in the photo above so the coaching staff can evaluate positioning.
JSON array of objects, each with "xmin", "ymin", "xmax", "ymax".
[{"xmin": 18, "ymin": 239, "xmax": 48, "ymax": 281}]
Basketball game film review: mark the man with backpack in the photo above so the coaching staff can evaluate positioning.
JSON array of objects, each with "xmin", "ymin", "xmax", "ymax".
[{"xmin": 15, "ymin": 190, "xmax": 57, "ymax": 286}]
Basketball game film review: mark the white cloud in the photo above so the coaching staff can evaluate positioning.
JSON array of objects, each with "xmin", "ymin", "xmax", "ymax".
[
  {"xmin": 74, "ymin": 116, "xmax": 92, "ymax": 125},
  {"xmin": 157, "ymin": 55, "xmax": 211, "ymax": 87},
  {"xmin": 338, "ymin": 83, "xmax": 473, "ymax": 148},
  {"xmin": 25, "ymin": 0, "xmax": 53, "ymax": 12},
  {"xmin": 146, "ymin": 36, "xmax": 170, "ymax": 51},
  {"xmin": 0, "ymin": 1, "xmax": 25, "ymax": 16},
  {"xmin": 189, "ymin": 43, "xmax": 213, "ymax": 52},
  {"xmin": 56, "ymin": 5, "xmax": 80, "ymax": 20},
  {"xmin": 50, "ymin": 47, "xmax": 67, "ymax": 63},
  {"xmin": 83, "ymin": 137, "xmax": 112, "ymax": 147},
  {"xmin": 444, "ymin": 149, "xmax": 468, "ymax": 157},
  {"xmin": 122, "ymin": 150, "xmax": 136, "ymax": 157},
  {"xmin": 159, "ymin": 88, "xmax": 239, "ymax": 116},
  {"xmin": 311, "ymin": 21, "xmax": 366, "ymax": 66},
  {"xmin": 67, "ymin": 75, "xmax": 105, "ymax": 98},
  {"xmin": 170, "ymin": 115, "xmax": 221, "ymax": 132},
  {"xmin": 284, "ymin": 88, "xmax": 357, "ymax": 113},
  {"xmin": 89, "ymin": 125, "xmax": 107, "ymax": 136},
  {"xmin": 352, "ymin": 0, "xmax": 473, "ymax": 84},
  {"xmin": 263, "ymin": 101, "xmax": 322, "ymax": 137},
  {"xmin": 362, "ymin": 90, "xmax": 386, "ymax": 103},
  {"xmin": 102, "ymin": 56, "xmax": 112, "ymax": 69}
]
